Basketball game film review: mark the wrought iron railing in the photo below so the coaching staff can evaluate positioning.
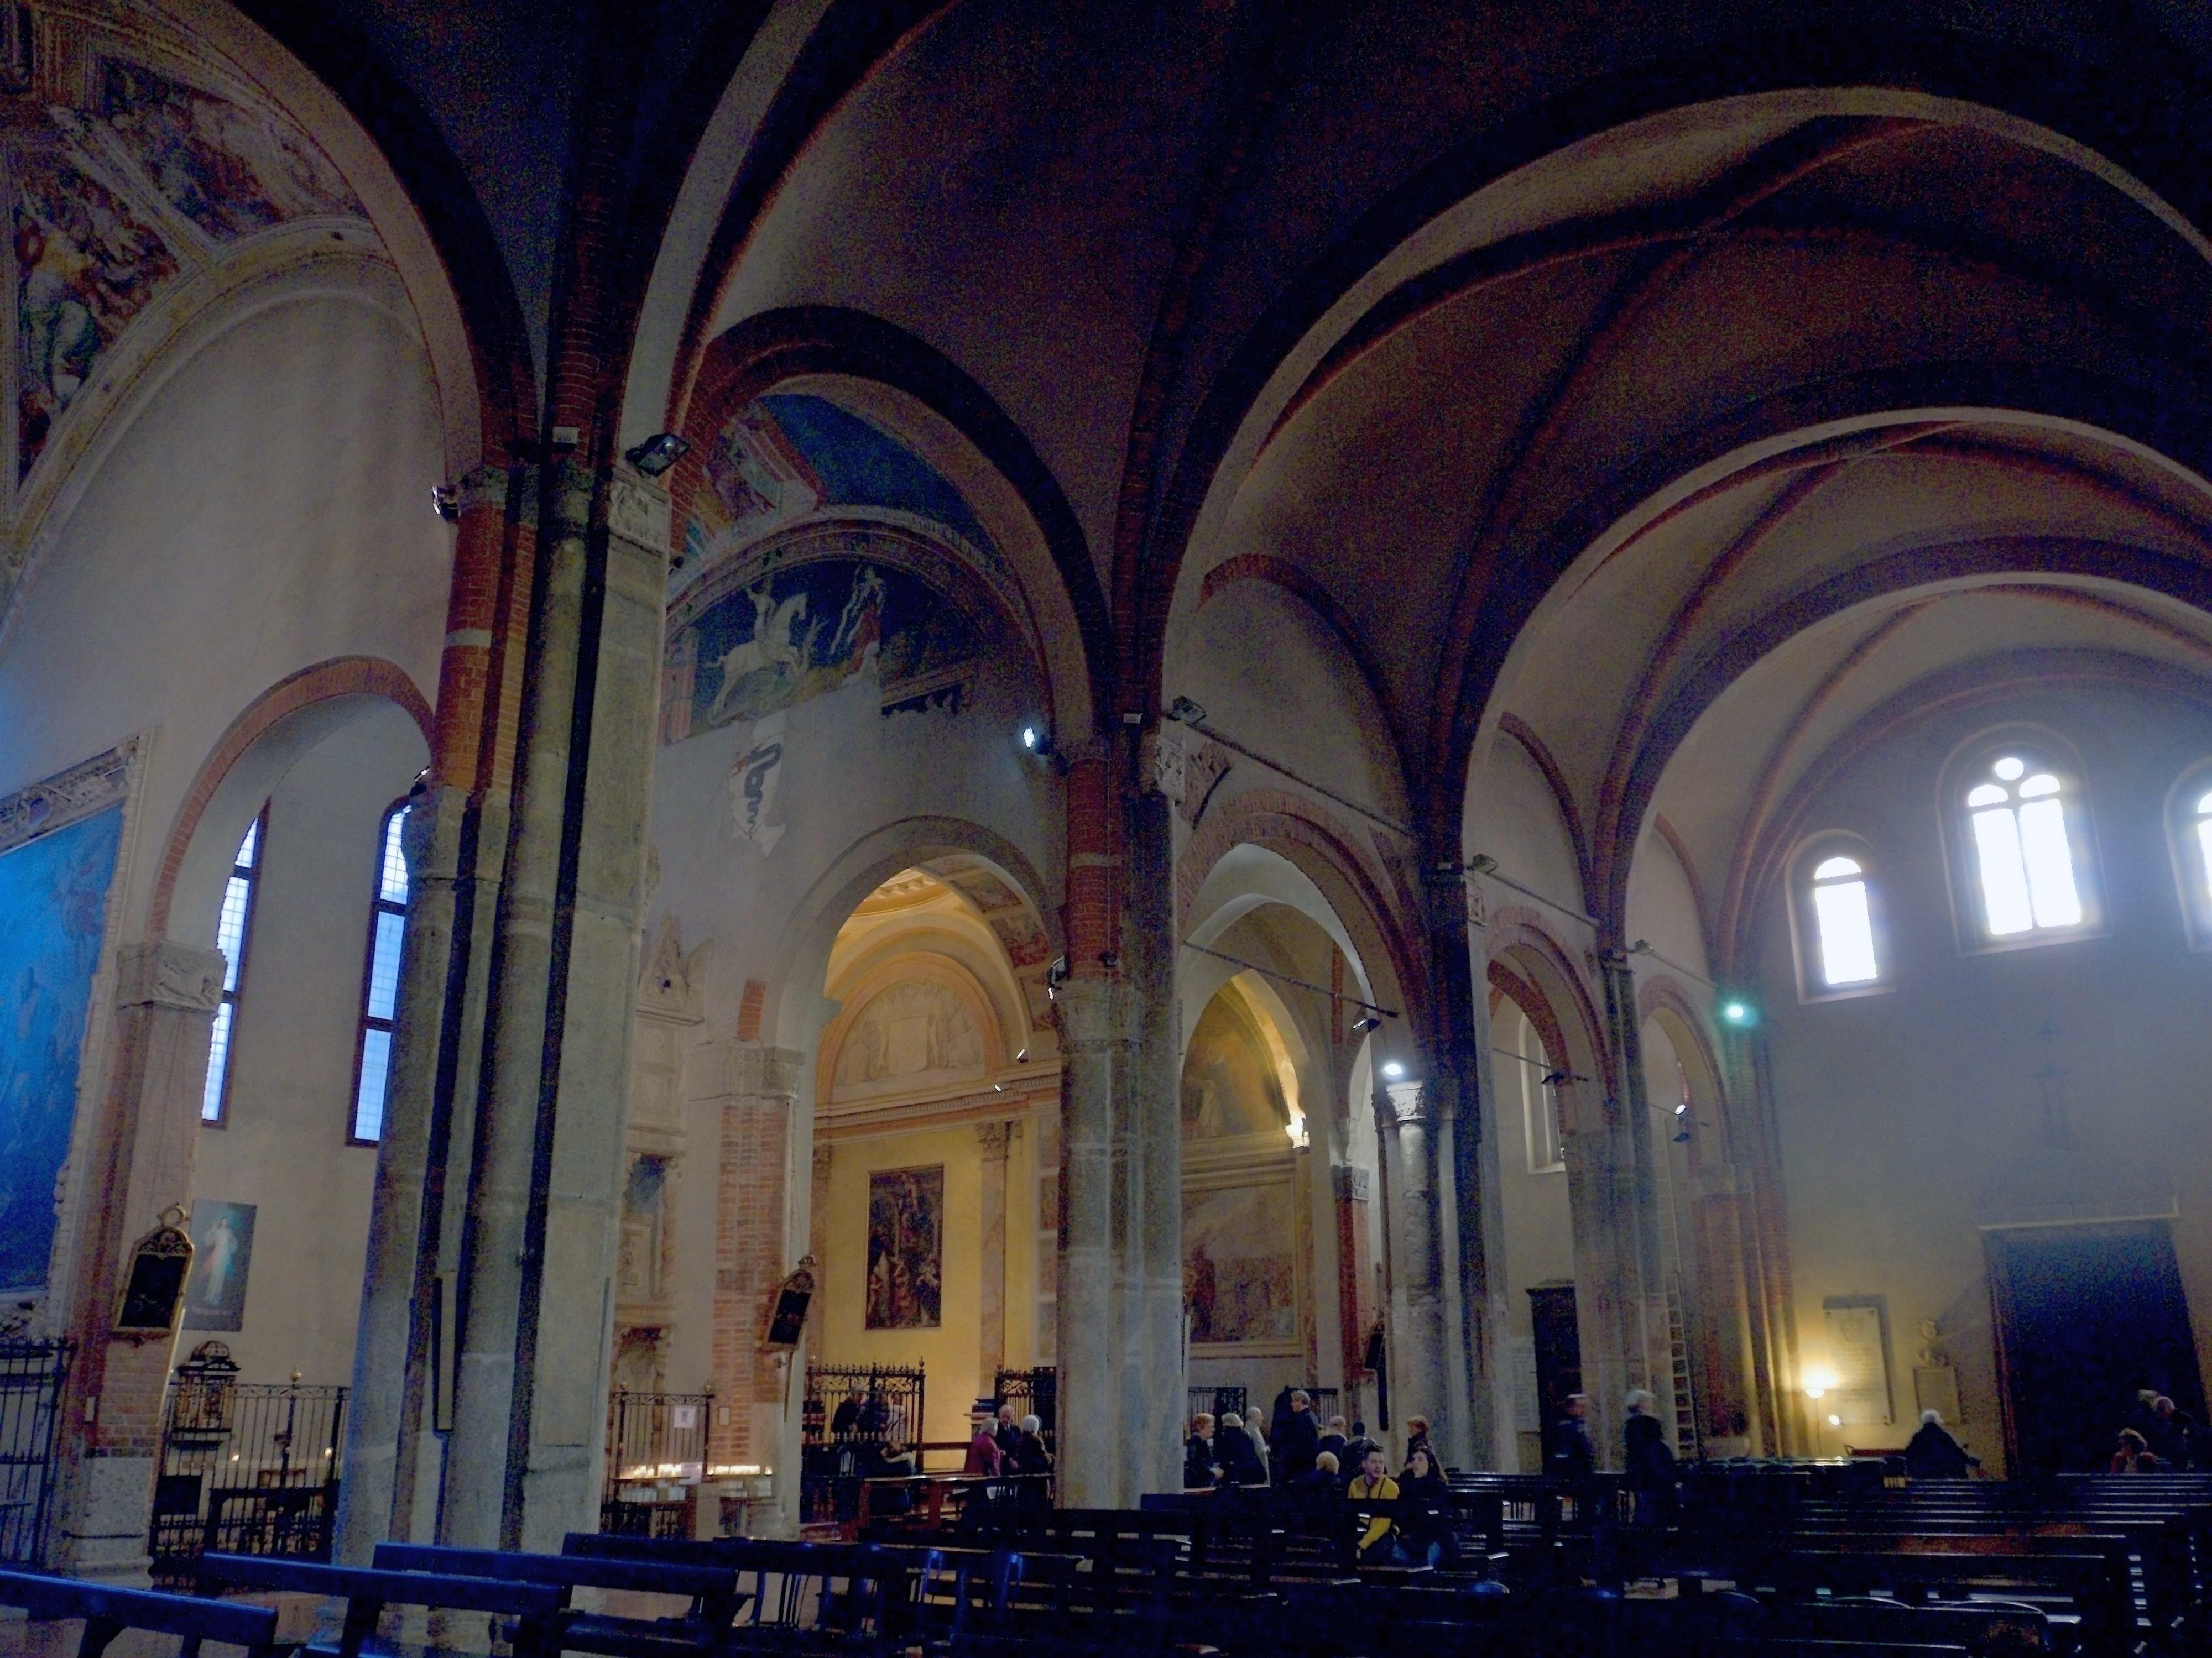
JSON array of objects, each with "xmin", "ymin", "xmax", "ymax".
[
  {"xmin": 993, "ymin": 1366, "xmax": 1055, "ymax": 1439},
  {"xmin": 802, "ymin": 1363, "xmax": 924, "ymax": 1526},
  {"xmin": 0, "ymin": 1339, "xmax": 72, "ymax": 1565},
  {"xmin": 601, "ymin": 1390, "xmax": 713, "ymax": 1536},
  {"xmin": 149, "ymin": 1346, "xmax": 345, "ymax": 1587}
]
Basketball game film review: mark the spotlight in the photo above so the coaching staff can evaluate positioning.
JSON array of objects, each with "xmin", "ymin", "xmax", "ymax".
[
  {"xmin": 1721, "ymin": 999, "xmax": 1758, "ymax": 1028},
  {"xmin": 1827, "ymin": 1414, "xmax": 1842, "ymax": 1428},
  {"xmin": 1381, "ymin": 1061, "xmax": 1406, "ymax": 1080},
  {"xmin": 431, "ymin": 482, "xmax": 459, "ymax": 522},
  {"xmin": 1467, "ymin": 854, "xmax": 1498, "ymax": 875},
  {"xmin": 1014, "ymin": 1048, "xmax": 1029, "ymax": 1063},
  {"xmin": 1672, "ymin": 1131, "xmax": 1691, "ymax": 1143},
  {"xmin": 1673, "ymin": 1101, "xmax": 1688, "ymax": 1116},
  {"xmin": 624, "ymin": 432, "xmax": 691, "ymax": 477},
  {"xmin": 1022, "ymin": 725, "xmax": 1039, "ymax": 751},
  {"xmin": 1629, "ymin": 939, "xmax": 1653, "ymax": 955},
  {"xmin": 993, "ymin": 1084, "xmax": 1004, "ymax": 1094},
  {"xmin": 1167, "ymin": 696, "xmax": 1207, "ymax": 725},
  {"xmin": 1352, "ymin": 1015, "xmax": 1381, "ymax": 1034}
]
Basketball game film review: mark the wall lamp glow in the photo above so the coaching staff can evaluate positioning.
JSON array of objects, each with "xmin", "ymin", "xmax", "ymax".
[
  {"xmin": 625, "ymin": 432, "xmax": 692, "ymax": 477},
  {"xmin": 1381, "ymin": 1061, "xmax": 1407, "ymax": 1080}
]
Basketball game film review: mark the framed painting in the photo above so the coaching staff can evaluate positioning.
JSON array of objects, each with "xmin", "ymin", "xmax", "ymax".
[
  {"xmin": 865, "ymin": 1166, "xmax": 943, "ymax": 1330},
  {"xmin": 181, "ymin": 1200, "xmax": 255, "ymax": 1331}
]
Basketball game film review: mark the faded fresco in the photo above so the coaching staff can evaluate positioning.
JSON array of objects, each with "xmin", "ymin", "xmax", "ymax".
[
  {"xmin": 865, "ymin": 1166, "xmax": 943, "ymax": 1331},
  {"xmin": 181, "ymin": 1198, "xmax": 255, "ymax": 1331},
  {"xmin": 7, "ymin": 18, "xmax": 367, "ymax": 478},
  {"xmin": 1180, "ymin": 992, "xmax": 1290, "ymax": 1141},
  {"xmin": 661, "ymin": 557, "xmax": 985, "ymax": 743},
  {"xmin": 833, "ymin": 980, "xmax": 984, "ymax": 1097},
  {"xmin": 680, "ymin": 392, "xmax": 998, "ymax": 580},
  {"xmin": 0, "ymin": 805, "xmax": 123, "ymax": 1294},
  {"xmin": 1184, "ymin": 1183, "xmax": 1297, "ymax": 1347}
]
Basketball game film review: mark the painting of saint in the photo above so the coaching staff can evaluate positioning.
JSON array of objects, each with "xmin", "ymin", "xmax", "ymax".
[
  {"xmin": 865, "ymin": 1167, "xmax": 943, "ymax": 1330},
  {"xmin": 1183, "ymin": 1183, "xmax": 1297, "ymax": 1347},
  {"xmin": 182, "ymin": 1200, "xmax": 255, "ymax": 1331},
  {"xmin": 0, "ymin": 804, "xmax": 123, "ymax": 1294}
]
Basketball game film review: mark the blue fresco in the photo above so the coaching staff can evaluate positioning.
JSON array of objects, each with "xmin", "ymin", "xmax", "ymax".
[{"xmin": 0, "ymin": 806, "xmax": 122, "ymax": 1293}]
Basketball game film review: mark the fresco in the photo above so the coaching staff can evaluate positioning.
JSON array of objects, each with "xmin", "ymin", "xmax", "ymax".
[
  {"xmin": 2, "ymin": 19, "xmax": 368, "ymax": 478},
  {"xmin": 0, "ymin": 805, "xmax": 123, "ymax": 1294},
  {"xmin": 662, "ymin": 556, "xmax": 985, "ymax": 743},
  {"xmin": 865, "ymin": 1165, "xmax": 943, "ymax": 1330},
  {"xmin": 1180, "ymin": 992, "xmax": 1290, "ymax": 1141},
  {"xmin": 181, "ymin": 1199, "xmax": 255, "ymax": 1331},
  {"xmin": 833, "ymin": 980, "xmax": 984, "ymax": 1096},
  {"xmin": 1184, "ymin": 1183, "xmax": 1297, "ymax": 1347},
  {"xmin": 681, "ymin": 392, "xmax": 998, "ymax": 581}
]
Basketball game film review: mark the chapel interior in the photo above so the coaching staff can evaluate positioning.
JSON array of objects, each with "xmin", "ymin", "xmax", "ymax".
[{"xmin": 2, "ymin": 0, "xmax": 2211, "ymax": 1644}]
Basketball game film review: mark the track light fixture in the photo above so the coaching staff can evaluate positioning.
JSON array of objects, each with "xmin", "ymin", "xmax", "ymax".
[
  {"xmin": 625, "ymin": 432, "xmax": 691, "ymax": 477},
  {"xmin": 431, "ymin": 482, "xmax": 459, "ymax": 523},
  {"xmin": 1350, "ymin": 1015, "xmax": 1381, "ymax": 1034}
]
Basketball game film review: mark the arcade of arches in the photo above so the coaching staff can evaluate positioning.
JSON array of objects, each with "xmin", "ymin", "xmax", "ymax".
[{"xmin": 1, "ymin": 0, "xmax": 2210, "ymax": 1579}]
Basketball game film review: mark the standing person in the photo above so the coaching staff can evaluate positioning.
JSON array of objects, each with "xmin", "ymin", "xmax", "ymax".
[
  {"xmin": 1274, "ymin": 1389, "xmax": 1321, "ymax": 1486},
  {"xmin": 963, "ymin": 1400, "xmax": 1005, "ymax": 1476},
  {"xmin": 1548, "ymin": 1394, "xmax": 1596, "ymax": 1478},
  {"xmin": 994, "ymin": 1400, "xmax": 1023, "ymax": 1460},
  {"xmin": 1185, "ymin": 1413, "xmax": 1224, "ymax": 1488},
  {"xmin": 1903, "ymin": 1409, "xmax": 1976, "ymax": 1479},
  {"xmin": 1217, "ymin": 1413, "xmax": 1266, "ymax": 1486},
  {"xmin": 2151, "ymin": 1396, "xmax": 2197, "ymax": 1469},
  {"xmin": 1623, "ymin": 1390, "xmax": 1678, "ymax": 1526},
  {"xmin": 1347, "ymin": 1446, "xmax": 1402, "ymax": 1563},
  {"xmin": 1404, "ymin": 1415, "xmax": 1435, "ymax": 1468},
  {"xmin": 1397, "ymin": 1447, "xmax": 1459, "ymax": 1567},
  {"xmin": 1270, "ymin": 1386, "xmax": 1296, "ymax": 1460},
  {"xmin": 1318, "ymin": 1415, "xmax": 1349, "ymax": 1467},
  {"xmin": 1243, "ymin": 1411, "xmax": 1271, "ymax": 1484}
]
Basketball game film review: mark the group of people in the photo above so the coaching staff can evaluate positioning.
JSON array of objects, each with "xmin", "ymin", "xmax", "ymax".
[
  {"xmin": 2112, "ymin": 1390, "xmax": 2198, "ymax": 1472},
  {"xmin": 963, "ymin": 1398, "xmax": 1055, "ymax": 1478}
]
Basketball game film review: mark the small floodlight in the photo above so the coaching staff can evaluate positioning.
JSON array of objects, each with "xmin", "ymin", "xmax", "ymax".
[
  {"xmin": 431, "ymin": 482, "xmax": 459, "ymax": 522},
  {"xmin": 1721, "ymin": 1000, "xmax": 1757, "ymax": 1027},
  {"xmin": 1351, "ymin": 1015, "xmax": 1381, "ymax": 1034},
  {"xmin": 1022, "ymin": 725, "xmax": 1038, "ymax": 750},
  {"xmin": 1381, "ymin": 1061, "xmax": 1406, "ymax": 1080},
  {"xmin": 625, "ymin": 432, "xmax": 692, "ymax": 477}
]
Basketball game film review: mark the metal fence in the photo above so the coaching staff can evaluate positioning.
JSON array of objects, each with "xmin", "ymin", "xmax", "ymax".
[
  {"xmin": 1188, "ymin": 1385, "xmax": 1247, "ymax": 1426},
  {"xmin": 601, "ymin": 1390, "xmax": 712, "ymax": 1537},
  {"xmin": 994, "ymin": 1367, "xmax": 1055, "ymax": 1441},
  {"xmin": 149, "ymin": 1347, "xmax": 345, "ymax": 1587},
  {"xmin": 802, "ymin": 1363, "xmax": 924, "ymax": 1526},
  {"xmin": 0, "ymin": 1339, "xmax": 72, "ymax": 1565}
]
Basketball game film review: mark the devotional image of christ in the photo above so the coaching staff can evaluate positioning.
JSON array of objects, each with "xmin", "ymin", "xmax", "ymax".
[{"xmin": 865, "ymin": 1165, "xmax": 943, "ymax": 1330}]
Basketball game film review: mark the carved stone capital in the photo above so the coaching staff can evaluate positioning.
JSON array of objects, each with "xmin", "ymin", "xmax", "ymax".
[
  {"xmin": 116, "ymin": 942, "xmax": 225, "ymax": 1013},
  {"xmin": 607, "ymin": 468, "xmax": 673, "ymax": 558},
  {"xmin": 975, "ymin": 1120, "xmax": 1015, "ymax": 1156}
]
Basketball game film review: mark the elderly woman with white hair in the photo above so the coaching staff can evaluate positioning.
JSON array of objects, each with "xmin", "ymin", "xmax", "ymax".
[
  {"xmin": 1903, "ymin": 1408, "xmax": 1977, "ymax": 1479},
  {"xmin": 1623, "ymin": 1389, "xmax": 1679, "ymax": 1526}
]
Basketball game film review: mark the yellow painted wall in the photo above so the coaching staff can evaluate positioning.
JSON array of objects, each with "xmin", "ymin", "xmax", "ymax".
[{"xmin": 819, "ymin": 1117, "xmax": 1041, "ymax": 1452}]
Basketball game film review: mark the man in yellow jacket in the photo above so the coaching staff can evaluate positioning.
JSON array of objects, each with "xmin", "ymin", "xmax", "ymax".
[{"xmin": 1347, "ymin": 1445, "xmax": 1400, "ymax": 1561}]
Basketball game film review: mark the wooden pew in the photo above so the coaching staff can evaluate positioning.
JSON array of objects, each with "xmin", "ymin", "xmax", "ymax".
[
  {"xmin": 373, "ymin": 1542, "xmax": 745, "ymax": 1658},
  {"xmin": 560, "ymin": 1533, "xmax": 915, "ymax": 1655},
  {"xmin": 197, "ymin": 1554, "xmax": 564, "ymax": 1658},
  {"xmin": 0, "ymin": 1568, "xmax": 279, "ymax": 1658}
]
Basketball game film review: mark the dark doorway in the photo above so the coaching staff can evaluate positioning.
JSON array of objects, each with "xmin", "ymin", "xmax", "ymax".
[
  {"xmin": 1986, "ymin": 1221, "xmax": 2206, "ymax": 1476},
  {"xmin": 1529, "ymin": 1284, "xmax": 1582, "ymax": 1468}
]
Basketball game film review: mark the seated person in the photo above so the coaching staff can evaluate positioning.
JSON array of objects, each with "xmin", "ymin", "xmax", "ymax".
[
  {"xmin": 1290, "ymin": 1449, "xmax": 1342, "ymax": 1494},
  {"xmin": 1903, "ymin": 1409, "xmax": 1976, "ymax": 1479},
  {"xmin": 1317, "ymin": 1415, "xmax": 1349, "ymax": 1467},
  {"xmin": 1347, "ymin": 1446, "xmax": 1403, "ymax": 1564},
  {"xmin": 1396, "ymin": 1446, "xmax": 1458, "ymax": 1567},
  {"xmin": 2111, "ymin": 1426, "xmax": 2162, "ymax": 1472}
]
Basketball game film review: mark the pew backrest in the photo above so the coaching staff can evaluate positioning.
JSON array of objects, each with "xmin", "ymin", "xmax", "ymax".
[{"xmin": 0, "ymin": 1568, "xmax": 279, "ymax": 1658}]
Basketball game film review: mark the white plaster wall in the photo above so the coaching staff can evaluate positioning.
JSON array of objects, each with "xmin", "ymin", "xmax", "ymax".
[
  {"xmin": 1755, "ymin": 679, "xmax": 2212, "ymax": 1475},
  {"xmin": 187, "ymin": 705, "xmax": 428, "ymax": 1384},
  {"xmin": 1468, "ymin": 738, "xmax": 1588, "ymax": 923},
  {"xmin": 0, "ymin": 286, "xmax": 450, "ymax": 933},
  {"xmin": 1626, "ymin": 829, "xmax": 1712, "ymax": 984}
]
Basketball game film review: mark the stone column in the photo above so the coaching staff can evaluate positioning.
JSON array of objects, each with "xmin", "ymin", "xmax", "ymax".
[
  {"xmin": 1374, "ymin": 1076, "xmax": 1448, "ymax": 1460},
  {"xmin": 1599, "ymin": 959, "xmax": 1676, "ymax": 1434},
  {"xmin": 705, "ymin": 1043, "xmax": 802, "ymax": 1527},
  {"xmin": 977, "ymin": 1122, "xmax": 1012, "ymax": 1389},
  {"xmin": 1052, "ymin": 975, "xmax": 1123, "ymax": 1508},
  {"xmin": 1123, "ymin": 783, "xmax": 1185, "ymax": 1502},
  {"xmin": 1689, "ymin": 1167, "xmax": 1760, "ymax": 1448},
  {"xmin": 55, "ymin": 940, "xmax": 225, "ymax": 1582}
]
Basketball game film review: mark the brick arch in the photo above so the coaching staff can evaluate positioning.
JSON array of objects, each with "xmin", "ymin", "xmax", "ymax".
[
  {"xmin": 1484, "ymin": 908, "xmax": 1615, "ymax": 1101},
  {"xmin": 149, "ymin": 656, "xmax": 432, "ymax": 936},
  {"xmin": 1176, "ymin": 785, "xmax": 1426, "ymax": 1032}
]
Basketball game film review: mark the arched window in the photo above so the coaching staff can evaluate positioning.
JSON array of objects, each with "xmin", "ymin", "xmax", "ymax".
[
  {"xmin": 201, "ymin": 809, "xmax": 267, "ymax": 1125},
  {"xmin": 1963, "ymin": 751, "xmax": 2084, "ymax": 938},
  {"xmin": 1807, "ymin": 854, "xmax": 1879, "ymax": 986},
  {"xmin": 2162, "ymin": 766, "xmax": 2212, "ymax": 948},
  {"xmin": 349, "ymin": 803, "xmax": 409, "ymax": 1144}
]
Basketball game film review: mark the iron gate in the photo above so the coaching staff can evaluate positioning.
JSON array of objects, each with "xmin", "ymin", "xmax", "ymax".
[
  {"xmin": 601, "ymin": 1390, "xmax": 713, "ymax": 1537},
  {"xmin": 994, "ymin": 1366, "xmax": 1055, "ymax": 1443},
  {"xmin": 802, "ymin": 1363, "xmax": 924, "ymax": 1525},
  {"xmin": 149, "ymin": 1345, "xmax": 346, "ymax": 1586},
  {"xmin": 0, "ymin": 1339, "xmax": 72, "ymax": 1565}
]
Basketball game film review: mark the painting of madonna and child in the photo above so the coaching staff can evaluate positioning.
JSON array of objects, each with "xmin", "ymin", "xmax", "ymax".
[{"xmin": 865, "ymin": 1166, "xmax": 944, "ymax": 1331}]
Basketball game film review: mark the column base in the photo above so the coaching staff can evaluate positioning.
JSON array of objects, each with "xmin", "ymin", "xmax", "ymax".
[{"xmin": 56, "ymin": 1453, "xmax": 156, "ymax": 1584}]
